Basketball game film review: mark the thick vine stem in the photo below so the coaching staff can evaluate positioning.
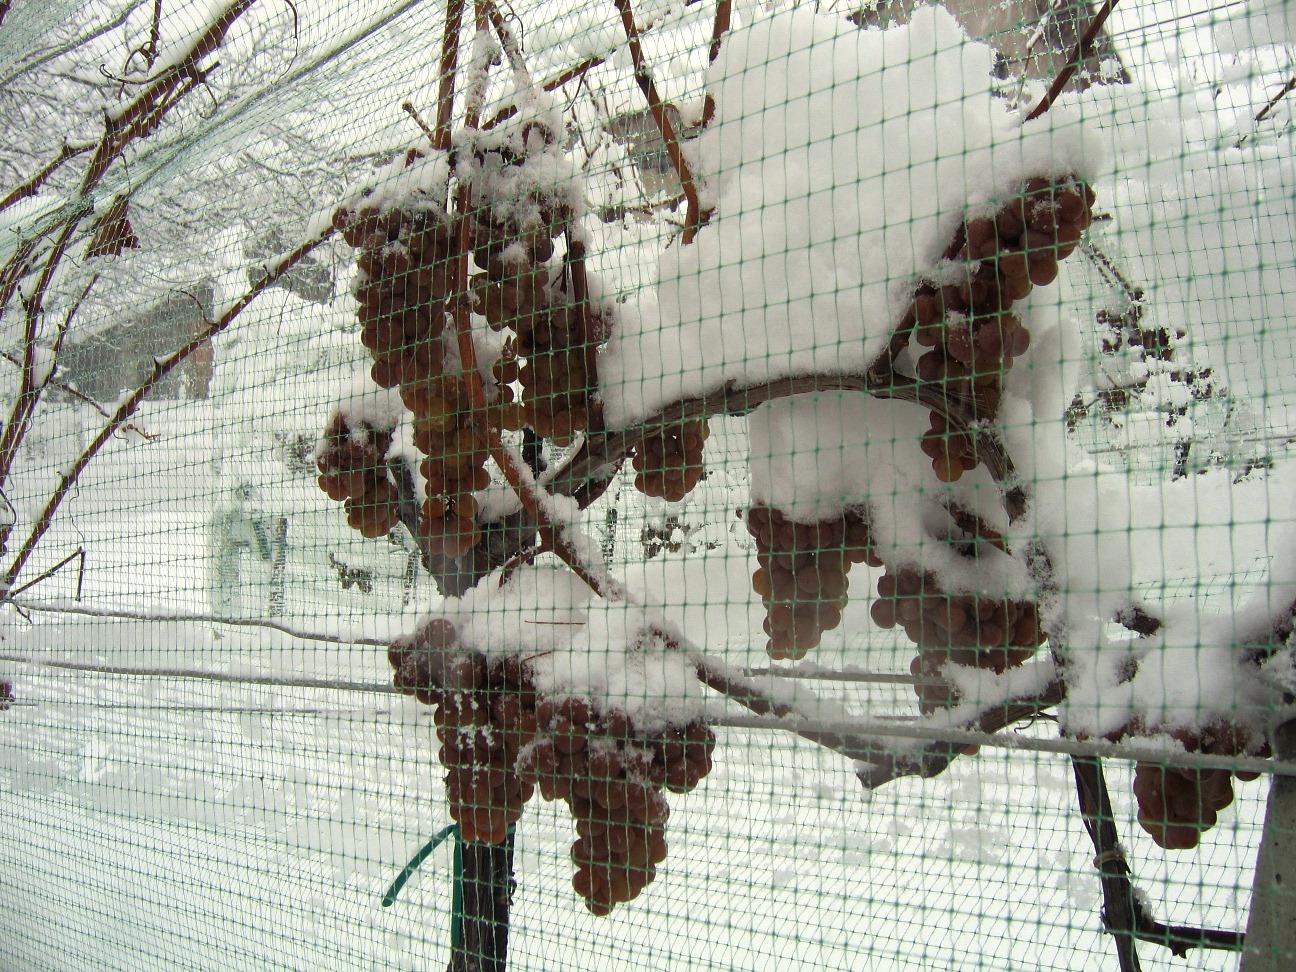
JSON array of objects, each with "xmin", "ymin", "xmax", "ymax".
[
  {"xmin": 1072, "ymin": 756, "xmax": 1245, "ymax": 963},
  {"xmin": 434, "ymin": 0, "xmax": 466, "ymax": 152}
]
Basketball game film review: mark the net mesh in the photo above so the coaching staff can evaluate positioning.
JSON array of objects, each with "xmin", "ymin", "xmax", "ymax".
[{"xmin": 1, "ymin": 0, "xmax": 1293, "ymax": 969}]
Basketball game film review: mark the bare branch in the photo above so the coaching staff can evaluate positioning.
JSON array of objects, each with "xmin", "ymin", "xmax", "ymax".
[
  {"xmin": 1025, "ymin": 0, "xmax": 1120, "ymax": 121},
  {"xmin": 613, "ymin": 0, "xmax": 701, "ymax": 242},
  {"xmin": 0, "ymin": 141, "xmax": 95, "ymax": 214},
  {"xmin": 0, "ymin": 223, "xmax": 335, "ymax": 592}
]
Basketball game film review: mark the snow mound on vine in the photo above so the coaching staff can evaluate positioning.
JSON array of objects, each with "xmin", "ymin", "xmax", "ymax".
[
  {"xmin": 599, "ymin": 5, "xmax": 1099, "ymax": 426},
  {"xmin": 443, "ymin": 566, "xmax": 708, "ymax": 732}
]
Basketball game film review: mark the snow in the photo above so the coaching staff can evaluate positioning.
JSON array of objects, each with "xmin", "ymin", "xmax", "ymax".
[
  {"xmin": 2, "ymin": 0, "xmax": 1295, "ymax": 968},
  {"xmin": 598, "ymin": 6, "xmax": 1099, "ymax": 426},
  {"xmin": 328, "ymin": 379, "xmax": 407, "ymax": 435}
]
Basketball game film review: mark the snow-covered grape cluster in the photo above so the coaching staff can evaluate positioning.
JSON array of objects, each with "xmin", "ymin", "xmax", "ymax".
[
  {"xmin": 315, "ymin": 414, "xmax": 401, "ymax": 538},
  {"xmin": 869, "ymin": 565, "xmax": 1044, "ymax": 713},
  {"xmin": 331, "ymin": 180, "xmax": 489, "ymax": 559},
  {"xmin": 911, "ymin": 177, "xmax": 1095, "ymax": 481},
  {"xmin": 469, "ymin": 122, "xmax": 599, "ymax": 446},
  {"xmin": 390, "ymin": 618, "xmax": 537, "ymax": 843},
  {"xmin": 388, "ymin": 617, "xmax": 715, "ymax": 914},
  {"xmin": 632, "ymin": 418, "xmax": 710, "ymax": 502},
  {"xmin": 746, "ymin": 504, "xmax": 878, "ymax": 659},
  {"xmin": 521, "ymin": 697, "xmax": 714, "ymax": 914}
]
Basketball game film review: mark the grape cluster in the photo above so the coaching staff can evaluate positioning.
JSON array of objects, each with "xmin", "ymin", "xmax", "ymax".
[
  {"xmin": 389, "ymin": 618, "xmax": 538, "ymax": 843},
  {"xmin": 521, "ymin": 699, "xmax": 715, "ymax": 915},
  {"xmin": 388, "ymin": 618, "xmax": 716, "ymax": 913},
  {"xmin": 334, "ymin": 184, "xmax": 486, "ymax": 560},
  {"xmin": 315, "ymin": 414, "xmax": 401, "ymax": 538},
  {"xmin": 910, "ymin": 177, "xmax": 1095, "ymax": 481},
  {"xmin": 473, "ymin": 247, "xmax": 595, "ymax": 447},
  {"xmin": 632, "ymin": 419, "xmax": 710, "ymax": 502},
  {"xmin": 468, "ymin": 128, "xmax": 596, "ymax": 446},
  {"xmin": 1130, "ymin": 723, "xmax": 1266, "ymax": 850},
  {"xmin": 869, "ymin": 565, "xmax": 1044, "ymax": 714},
  {"xmin": 746, "ymin": 505, "xmax": 879, "ymax": 660}
]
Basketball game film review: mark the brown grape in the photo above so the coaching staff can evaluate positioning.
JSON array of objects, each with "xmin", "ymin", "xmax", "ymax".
[
  {"xmin": 1128, "ymin": 722, "xmax": 1269, "ymax": 849},
  {"xmin": 315, "ymin": 414, "xmax": 400, "ymax": 538},
  {"xmin": 632, "ymin": 419, "xmax": 709, "ymax": 502},
  {"xmin": 388, "ymin": 619, "xmax": 537, "ymax": 844},
  {"xmin": 336, "ymin": 179, "xmax": 488, "ymax": 559},
  {"xmin": 906, "ymin": 177, "xmax": 1094, "ymax": 480},
  {"xmin": 869, "ymin": 564, "xmax": 1044, "ymax": 716},
  {"xmin": 519, "ymin": 697, "xmax": 715, "ymax": 914},
  {"xmin": 746, "ymin": 504, "xmax": 879, "ymax": 659}
]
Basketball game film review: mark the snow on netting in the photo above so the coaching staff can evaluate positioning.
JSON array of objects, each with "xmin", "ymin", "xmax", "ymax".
[{"xmin": 1, "ymin": 0, "xmax": 1294, "ymax": 970}]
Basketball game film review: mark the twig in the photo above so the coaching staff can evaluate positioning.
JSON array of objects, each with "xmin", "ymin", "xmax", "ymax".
[
  {"xmin": 0, "ymin": 1, "xmax": 258, "ymax": 507},
  {"xmin": 0, "ymin": 346, "xmax": 161, "ymax": 432},
  {"xmin": 0, "ymin": 235, "xmax": 95, "ymax": 555},
  {"xmin": 0, "ymin": 222, "xmax": 335, "ymax": 592},
  {"xmin": 0, "ymin": 141, "xmax": 95, "ymax": 214},
  {"xmin": 5, "ymin": 547, "xmax": 84, "ymax": 600},
  {"xmin": 480, "ymin": 0, "xmax": 530, "ymax": 86},
  {"xmin": 1237, "ymin": 76, "xmax": 1296, "ymax": 146},
  {"xmin": 123, "ymin": 0, "xmax": 165, "ymax": 75},
  {"xmin": 1025, "ymin": 0, "xmax": 1119, "ymax": 121},
  {"xmin": 612, "ymin": 0, "xmax": 701, "ymax": 243},
  {"xmin": 1254, "ymin": 75, "xmax": 1296, "ymax": 125},
  {"xmin": 434, "ymin": 0, "xmax": 466, "ymax": 152},
  {"xmin": 480, "ymin": 3, "xmax": 698, "ymax": 132},
  {"xmin": 0, "ymin": 273, "xmax": 101, "ymax": 503},
  {"xmin": 401, "ymin": 101, "xmax": 439, "ymax": 147},
  {"xmin": 482, "ymin": 57, "xmax": 601, "ymax": 130}
]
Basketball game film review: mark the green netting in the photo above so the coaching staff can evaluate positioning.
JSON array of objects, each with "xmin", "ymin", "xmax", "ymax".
[{"xmin": 1, "ymin": 0, "xmax": 1294, "ymax": 970}]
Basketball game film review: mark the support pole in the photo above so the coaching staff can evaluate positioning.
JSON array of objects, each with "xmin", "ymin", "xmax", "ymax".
[
  {"xmin": 449, "ymin": 832, "xmax": 515, "ymax": 972},
  {"xmin": 1241, "ymin": 715, "xmax": 1296, "ymax": 971}
]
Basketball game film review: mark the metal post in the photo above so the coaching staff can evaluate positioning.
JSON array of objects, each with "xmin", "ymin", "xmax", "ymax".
[{"xmin": 1241, "ymin": 715, "xmax": 1296, "ymax": 971}]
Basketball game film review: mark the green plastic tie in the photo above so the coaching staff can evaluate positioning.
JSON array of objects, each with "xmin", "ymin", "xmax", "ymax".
[{"xmin": 382, "ymin": 823, "xmax": 459, "ymax": 908}]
